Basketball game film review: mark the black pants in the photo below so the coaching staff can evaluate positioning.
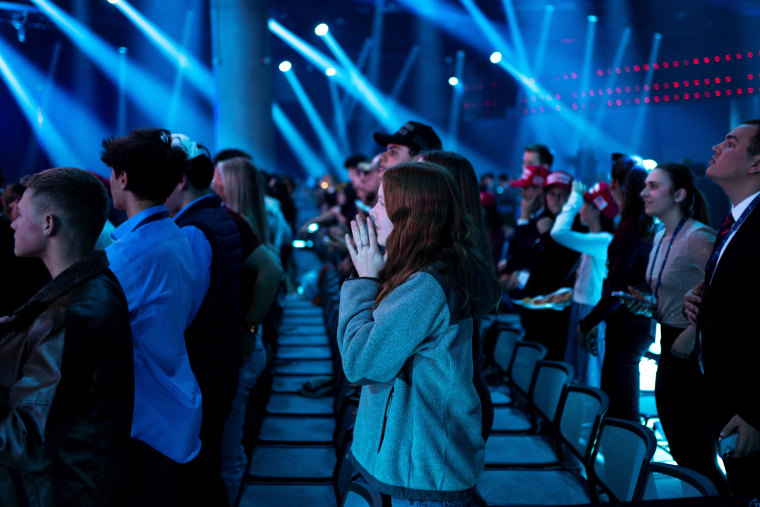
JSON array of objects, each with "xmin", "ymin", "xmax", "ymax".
[
  {"xmin": 601, "ymin": 312, "xmax": 652, "ymax": 421},
  {"xmin": 123, "ymin": 439, "xmax": 178, "ymax": 507},
  {"xmin": 656, "ymin": 324, "xmax": 729, "ymax": 494}
]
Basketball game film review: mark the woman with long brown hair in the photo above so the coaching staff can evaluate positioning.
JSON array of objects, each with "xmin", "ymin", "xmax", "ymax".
[{"xmin": 338, "ymin": 162, "xmax": 498, "ymax": 506}]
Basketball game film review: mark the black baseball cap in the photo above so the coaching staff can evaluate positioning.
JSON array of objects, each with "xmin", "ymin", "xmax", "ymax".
[{"xmin": 374, "ymin": 121, "xmax": 442, "ymax": 152}]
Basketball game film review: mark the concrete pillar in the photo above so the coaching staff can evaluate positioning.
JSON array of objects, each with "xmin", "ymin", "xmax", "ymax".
[{"xmin": 210, "ymin": 0, "xmax": 274, "ymax": 169}]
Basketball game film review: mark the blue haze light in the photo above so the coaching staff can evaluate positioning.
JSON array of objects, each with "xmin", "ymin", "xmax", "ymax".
[
  {"xmin": 30, "ymin": 0, "xmax": 209, "ymax": 130},
  {"xmin": 272, "ymin": 102, "xmax": 329, "ymax": 179},
  {"xmin": 282, "ymin": 68, "xmax": 343, "ymax": 169},
  {"xmin": 109, "ymin": 0, "xmax": 213, "ymax": 100}
]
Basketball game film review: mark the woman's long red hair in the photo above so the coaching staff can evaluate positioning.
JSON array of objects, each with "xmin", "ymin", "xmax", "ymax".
[{"xmin": 376, "ymin": 162, "xmax": 495, "ymax": 310}]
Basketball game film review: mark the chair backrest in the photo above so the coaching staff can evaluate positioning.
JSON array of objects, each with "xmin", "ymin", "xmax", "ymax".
[
  {"xmin": 508, "ymin": 341, "xmax": 547, "ymax": 398},
  {"xmin": 556, "ymin": 384, "xmax": 609, "ymax": 464},
  {"xmin": 637, "ymin": 463, "xmax": 719, "ymax": 500},
  {"xmin": 492, "ymin": 327, "xmax": 522, "ymax": 373},
  {"xmin": 530, "ymin": 361, "xmax": 575, "ymax": 423},
  {"xmin": 339, "ymin": 480, "xmax": 383, "ymax": 507},
  {"xmin": 589, "ymin": 417, "xmax": 657, "ymax": 503}
]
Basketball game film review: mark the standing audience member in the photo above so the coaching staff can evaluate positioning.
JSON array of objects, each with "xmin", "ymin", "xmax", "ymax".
[
  {"xmin": 212, "ymin": 155, "xmax": 283, "ymax": 503},
  {"xmin": 501, "ymin": 164, "xmax": 551, "ymax": 288},
  {"xmin": 374, "ymin": 121, "xmax": 443, "ymax": 171},
  {"xmin": 339, "ymin": 162, "xmax": 498, "ymax": 505},
  {"xmin": 632, "ymin": 163, "xmax": 727, "ymax": 492},
  {"xmin": 684, "ymin": 120, "xmax": 760, "ymax": 496},
  {"xmin": 165, "ymin": 134, "xmax": 244, "ymax": 506},
  {"xmin": 101, "ymin": 128, "xmax": 202, "ymax": 506},
  {"xmin": 418, "ymin": 150, "xmax": 498, "ymax": 440},
  {"xmin": 551, "ymin": 181, "xmax": 618, "ymax": 387},
  {"xmin": 579, "ymin": 166, "xmax": 653, "ymax": 421},
  {"xmin": 0, "ymin": 182, "xmax": 51, "ymax": 315},
  {"xmin": 513, "ymin": 171, "xmax": 581, "ymax": 361},
  {"xmin": 0, "ymin": 168, "xmax": 133, "ymax": 506}
]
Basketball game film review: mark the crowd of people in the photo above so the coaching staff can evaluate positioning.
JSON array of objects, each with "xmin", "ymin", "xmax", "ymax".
[
  {"xmin": 0, "ymin": 117, "xmax": 760, "ymax": 506},
  {"xmin": 0, "ymin": 129, "xmax": 292, "ymax": 506}
]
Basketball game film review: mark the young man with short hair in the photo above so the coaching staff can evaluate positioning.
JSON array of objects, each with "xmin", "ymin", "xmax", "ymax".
[
  {"xmin": 0, "ymin": 167, "xmax": 133, "ymax": 506},
  {"xmin": 374, "ymin": 121, "xmax": 442, "ymax": 171},
  {"xmin": 101, "ymin": 127, "xmax": 201, "ymax": 505}
]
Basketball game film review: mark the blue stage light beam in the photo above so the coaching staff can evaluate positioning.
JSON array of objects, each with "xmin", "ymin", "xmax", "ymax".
[
  {"xmin": 268, "ymin": 19, "xmax": 336, "ymax": 72},
  {"xmin": 282, "ymin": 68, "xmax": 343, "ymax": 170},
  {"xmin": 30, "ymin": 0, "xmax": 209, "ymax": 132},
  {"xmin": 342, "ymin": 37, "xmax": 374, "ymax": 116},
  {"xmin": 631, "ymin": 33, "xmax": 662, "ymax": 151},
  {"xmin": 0, "ymin": 35, "xmax": 88, "ymax": 169},
  {"xmin": 328, "ymin": 77, "xmax": 349, "ymax": 155},
  {"xmin": 272, "ymin": 102, "xmax": 328, "ymax": 179},
  {"xmin": 580, "ymin": 14, "xmax": 597, "ymax": 104},
  {"xmin": 390, "ymin": 45, "xmax": 420, "ymax": 100},
  {"xmin": 340, "ymin": 39, "xmax": 371, "ymax": 120},
  {"xmin": 166, "ymin": 10, "xmax": 196, "ymax": 128},
  {"xmin": 501, "ymin": 0, "xmax": 529, "ymax": 74},
  {"xmin": 37, "ymin": 41, "xmax": 61, "ymax": 128},
  {"xmin": 319, "ymin": 29, "xmax": 393, "ymax": 127},
  {"xmin": 270, "ymin": 19, "xmax": 397, "ymax": 129},
  {"xmin": 448, "ymin": 50, "xmax": 465, "ymax": 151},
  {"xmin": 109, "ymin": 0, "xmax": 213, "ymax": 101},
  {"xmin": 117, "ymin": 46, "xmax": 127, "ymax": 134},
  {"xmin": 534, "ymin": 5, "xmax": 554, "ymax": 76},
  {"xmin": 458, "ymin": 0, "xmax": 518, "ymax": 64}
]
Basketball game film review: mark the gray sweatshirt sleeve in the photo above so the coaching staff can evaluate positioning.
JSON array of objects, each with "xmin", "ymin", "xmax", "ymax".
[{"xmin": 337, "ymin": 272, "xmax": 448, "ymax": 385}]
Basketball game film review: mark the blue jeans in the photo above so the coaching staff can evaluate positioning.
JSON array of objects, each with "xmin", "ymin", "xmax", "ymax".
[{"xmin": 220, "ymin": 334, "xmax": 267, "ymax": 504}]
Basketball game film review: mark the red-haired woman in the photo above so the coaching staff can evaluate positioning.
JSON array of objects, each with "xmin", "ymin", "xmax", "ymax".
[{"xmin": 338, "ymin": 162, "xmax": 498, "ymax": 506}]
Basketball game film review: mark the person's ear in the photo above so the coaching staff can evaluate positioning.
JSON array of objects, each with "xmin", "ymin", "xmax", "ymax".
[
  {"xmin": 42, "ymin": 213, "xmax": 56, "ymax": 237},
  {"xmin": 748, "ymin": 154, "xmax": 760, "ymax": 175},
  {"xmin": 178, "ymin": 174, "xmax": 188, "ymax": 191},
  {"xmin": 674, "ymin": 188, "xmax": 687, "ymax": 203},
  {"xmin": 116, "ymin": 170, "xmax": 128, "ymax": 190}
]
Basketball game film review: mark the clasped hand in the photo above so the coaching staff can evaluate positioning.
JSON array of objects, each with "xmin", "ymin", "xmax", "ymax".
[{"xmin": 345, "ymin": 214, "xmax": 386, "ymax": 278}]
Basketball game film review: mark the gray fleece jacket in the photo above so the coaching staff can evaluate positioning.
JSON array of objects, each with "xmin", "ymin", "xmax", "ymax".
[{"xmin": 337, "ymin": 269, "xmax": 484, "ymax": 502}]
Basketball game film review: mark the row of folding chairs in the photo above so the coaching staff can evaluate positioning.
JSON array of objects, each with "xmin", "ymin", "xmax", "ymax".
[
  {"xmin": 237, "ymin": 267, "xmax": 358, "ymax": 506},
  {"xmin": 475, "ymin": 324, "xmax": 719, "ymax": 505}
]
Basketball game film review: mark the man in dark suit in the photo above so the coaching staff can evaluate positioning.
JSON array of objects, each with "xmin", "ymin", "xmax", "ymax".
[{"xmin": 685, "ymin": 119, "xmax": 760, "ymax": 496}]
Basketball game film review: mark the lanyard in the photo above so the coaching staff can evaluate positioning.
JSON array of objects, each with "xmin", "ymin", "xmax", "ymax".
[
  {"xmin": 648, "ymin": 215, "xmax": 688, "ymax": 304},
  {"xmin": 133, "ymin": 210, "xmax": 169, "ymax": 231}
]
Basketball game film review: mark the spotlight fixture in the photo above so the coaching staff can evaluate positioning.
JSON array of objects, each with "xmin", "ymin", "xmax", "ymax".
[
  {"xmin": 107, "ymin": 0, "xmax": 120, "ymax": 4},
  {"xmin": 587, "ymin": 15, "xmax": 598, "ymax": 22},
  {"xmin": 642, "ymin": 159, "xmax": 657, "ymax": 171},
  {"xmin": 448, "ymin": 76, "xmax": 459, "ymax": 86},
  {"xmin": 490, "ymin": 52, "xmax": 502, "ymax": 64},
  {"xmin": 278, "ymin": 61, "xmax": 292, "ymax": 72},
  {"xmin": 325, "ymin": 67, "xmax": 336, "ymax": 76},
  {"xmin": 315, "ymin": 23, "xmax": 329, "ymax": 36}
]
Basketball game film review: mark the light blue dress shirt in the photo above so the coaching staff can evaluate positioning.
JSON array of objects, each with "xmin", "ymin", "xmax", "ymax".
[{"xmin": 106, "ymin": 204, "xmax": 202, "ymax": 463}]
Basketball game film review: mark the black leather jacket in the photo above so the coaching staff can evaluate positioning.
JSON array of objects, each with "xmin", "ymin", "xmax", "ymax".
[{"xmin": 0, "ymin": 251, "xmax": 134, "ymax": 506}]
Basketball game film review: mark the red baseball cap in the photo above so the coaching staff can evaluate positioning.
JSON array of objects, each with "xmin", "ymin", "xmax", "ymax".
[
  {"xmin": 583, "ymin": 182, "xmax": 619, "ymax": 219},
  {"xmin": 509, "ymin": 165, "xmax": 551, "ymax": 188},
  {"xmin": 544, "ymin": 171, "xmax": 573, "ymax": 191}
]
